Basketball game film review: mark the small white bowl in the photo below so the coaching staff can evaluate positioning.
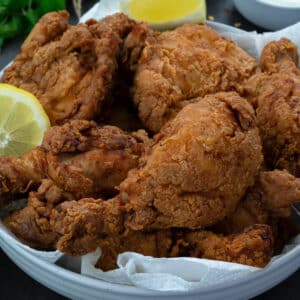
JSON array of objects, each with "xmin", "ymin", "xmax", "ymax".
[{"xmin": 234, "ymin": 0, "xmax": 300, "ymax": 30}]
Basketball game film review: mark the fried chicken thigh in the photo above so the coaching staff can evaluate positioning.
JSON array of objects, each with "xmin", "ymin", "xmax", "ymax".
[
  {"xmin": 122, "ymin": 23, "xmax": 257, "ymax": 132},
  {"xmin": 244, "ymin": 39, "xmax": 300, "ymax": 176},
  {"xmin": 2, "ymin": 12, "xmax": 135, "ymax": 124}
]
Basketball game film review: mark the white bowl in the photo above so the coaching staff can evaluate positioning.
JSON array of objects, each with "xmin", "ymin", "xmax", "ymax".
[{"xmin": 234, "ymin": 0, "xmax": 300, "ymax": 30}]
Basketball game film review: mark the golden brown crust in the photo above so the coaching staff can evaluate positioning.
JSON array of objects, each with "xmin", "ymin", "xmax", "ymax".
[
  {"xmin": 260, "ymin": 38, "xmax": 299, "ymax": 75},
  {"xmin": 120, "ymin": 92, "xmax": 262, "ymax": 230},
  {"xmin": 123, "ymin": 23, "xmax": 257, "ymax": 132},
  {"xmin": 3, "ymin": 180, "xmax": 69, "ymax": 249},
  {"xmin": 244, "ymin": 39, "xmax": 300, "ymax": 176},
  {"xmin": 0, "ymin": 147, "xmax": 47, "ymax": 207},
  {"xmin": 0, "ymin": 120, "xmax": 148, "ymax": 207},
  {"xmin": 2, "ymin": 12, "xmax": 135, "ymax": 125},
  {"xmin": 183, "ymin": 224, "xmax": 273, "ymax": 268},
  {"xmin": 50, "ymin": 195, "xmax": 273, "ymax": 269},
  {"xmin": 96, "ymin": 225, "xmax": 273, "ymax": 270},
  {"xmin": 214, "ymin": 169, "xmax": 300, "ymax": 235}
]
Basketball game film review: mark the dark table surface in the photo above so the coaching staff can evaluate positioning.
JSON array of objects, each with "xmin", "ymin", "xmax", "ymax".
[{"xmin": 0, "ymin": 0, "xmax": 299, "ymax": 299}]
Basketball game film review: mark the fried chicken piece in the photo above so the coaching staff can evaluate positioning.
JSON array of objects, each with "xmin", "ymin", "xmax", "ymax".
[
  {"xmin": 0, "ymin": 120, "xmax": 148, "ymax": 208},
  {"xmin": 176, "ymin": 224, "xmax": 273, "ymax": 268},
  {"xmin": 97, "ymin": 225, "xmax": 273, "ymax": 270},
  {"xmin": 2, "ymin": 12, "xmax": 135, "ymax": 125},
  {"xmin": 122, "ymin": 23, "xmax": 257, "ymax": 132},
  {"xmin": 0, "ymin": 147, "xmax": 47, "ymax": 208},
  {"xmin": 4, "ymin": 180, "xmax": 71, "ymax": 249},
  {"xmin": 51, "ymin": 199, "xmax": 273, "ymax": 268},
  {"xmin": 3, "ymin": 121, "xmax": 148, "ymax": 248},
  {"xmin": 43, "ymin": 120, "xmax": 149, "ymax": 198},
  {"xmin": 244, "ymin": 39, "xmax": 300, "ymax": 176},
  {"xmin": 260, "ymin": 38, "xmax": 299, "ymax": 75},
  {"xmin": 120, "ymin": 92, "xmax": 262, "ymax": 230},
  {"xmin": 215, "ymin": 169, "xmax": 300, "ymax": 234}
]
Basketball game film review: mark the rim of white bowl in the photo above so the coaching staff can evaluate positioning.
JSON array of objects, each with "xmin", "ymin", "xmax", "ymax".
[
  {"xmin": 257, "ymin": 0, "xmax": 300, "ymax": 9},
  {"xmin": 1, "ymin": 225, "xmax": 300, "ymax": 297}
]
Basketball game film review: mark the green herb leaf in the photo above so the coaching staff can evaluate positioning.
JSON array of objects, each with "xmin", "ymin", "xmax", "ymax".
[
  {"xmin": 23, "ymin": 8, "xmax": 39, "ymax": 27},
  {"xmin": 0, "ymin": 0, "xmax": 67, "ymax": 50},
  {"xmin": 0, "ymin": 6, "xmax": 7, "ymax": 17},
  {"xmin": 0, "ymin": 36, "xmax": 4, "ymax": 52},
  {"xmin": 37, "ymin": 0, "xmax": 66, "ymax": 15},
  {"xmin": 0, "ymin": 15, "xmax": 22, "ymax": 38},
  {"xmin": 0, "ymin": 0, "xmax": 28, "ymax": 11}
]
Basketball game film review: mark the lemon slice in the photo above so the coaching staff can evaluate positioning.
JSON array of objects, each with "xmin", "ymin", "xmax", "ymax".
[
  {"xmin": 0, "ymin": 84, "xmax": 50, "ymax": 156},
  {"xmin": 120, "ymin": 0, "xmax": 207, "ymax": 30}
]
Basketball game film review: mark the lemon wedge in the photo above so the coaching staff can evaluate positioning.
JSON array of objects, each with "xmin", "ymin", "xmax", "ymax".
[
  {"xmin": 120, "ymin": 0, "xmax": 207, "ymax": 30},
  {"xmin": 0, "ymin": 84, "xmax": 50, "ymax": 156}
]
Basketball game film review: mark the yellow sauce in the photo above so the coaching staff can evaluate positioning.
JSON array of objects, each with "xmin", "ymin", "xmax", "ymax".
[{"xmin": 128, "ymin": 0, "xmax": 201, "ymax": 23}]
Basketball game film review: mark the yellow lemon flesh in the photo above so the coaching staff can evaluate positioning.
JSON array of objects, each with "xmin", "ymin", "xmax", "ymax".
[
  {"xmin": 121, "ymin": 0, "xmax": 207, "ymax": 30},
  {"xmin": 0, "ymin": 84, "xmax": 50, "ymax": 156}
]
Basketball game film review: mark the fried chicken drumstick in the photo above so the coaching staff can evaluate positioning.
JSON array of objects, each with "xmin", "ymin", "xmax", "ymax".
[
  {"xmin": 1, "ymin": 12, "xmax": 135, "ymax": 125},
  {"xmin": 122, "ymin": 23, "xmax": 257, "ymax": 132},
  {"xmin": 119, "ymin": 92, "xmax": 262, "ymax": 230}
]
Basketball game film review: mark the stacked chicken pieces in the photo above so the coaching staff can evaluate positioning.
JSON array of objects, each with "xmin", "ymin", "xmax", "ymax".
[{"xmin": 1, "ymin": 12, "xmax": 299, "ymax": 270}]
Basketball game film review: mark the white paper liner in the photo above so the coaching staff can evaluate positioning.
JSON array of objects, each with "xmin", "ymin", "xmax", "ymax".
[
  {"xmin": 81, "ymin": 236, "xmax": 300, "ymax": 292},
  {"xmin": 0, "ymin": 0, "xmax": 299, "ymax": 291},
  {"xmin": 81, "ymin": 249, "xmax": 259, "ymax": 291}
]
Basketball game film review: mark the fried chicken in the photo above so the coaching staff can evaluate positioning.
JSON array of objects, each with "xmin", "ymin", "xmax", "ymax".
[
  {"xmin": 4, "ymin": 180, "xmax": 66, "ymax": 249},
  {"xmin": 120, "ymin": 92, "xmax": 262, "ymax": 230},
  {"xmin": 244, "ymin": 39, "xmax": 300, "ymax": 176},
  {"xmin": 1, "ymin": 12, "xmax": 135, "ymax": 125},
  {"xmin": 51, "ymin": 92, "xmax": 263, "ymax": 257},
  {"xmin": 97, "ymin": 225, "xmax": 273, "ymax": 270},
  {"xmin": 51, "ymin": 198, "xmax": 273, "ymax": 268},
  {"xmin": 0, "ymin": 147, "xmax": 46, "ymax": 208},
  {"xmin": 122, "ymin": 23, "xmax": 257, "ymax": 132},
  {"xmin": 215, "ymin": 169, "xmax": 300, "ymax": 235},
  {"xmin": 0, "ymin": 120, "xmax": 148, "ymax": 207},
  {"xmin": 2, "ymin": 12, "xmax": 298, "ymax": 271},
  {"xmin": 3, "ymin": 120, "xmax": 148, "ymax": 248}
]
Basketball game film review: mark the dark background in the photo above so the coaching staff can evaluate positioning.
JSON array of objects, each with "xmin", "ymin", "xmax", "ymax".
[{"xmin": 0, "ymin": 0, "xmax": 299, "ymax": 299}]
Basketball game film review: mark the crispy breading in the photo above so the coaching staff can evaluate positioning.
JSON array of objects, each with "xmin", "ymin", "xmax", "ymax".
[
  {"xmin": 122, "ymin": 23, "xmax": 257, "ymax": 132},
  {"xmin": 51, "ymin": 197, "xmax": 273, "ymax": 268},
  {"xmin": 215, "ymin": 170, "xmax": 300, "ymax": 235},
  {"xmin": 2, "ymin": 12, "xmax": 135, "ymax": 125},
  {"xmin": 244, "ymin": 39, "xmax": 300, "ymax": 176},
  {"xmin": 0, "ymin": 120, "xmax": 148, "ymax": 207},
  {"xmin": 120, "ymin": 92, "xmax": 262, "ymax": 230}
]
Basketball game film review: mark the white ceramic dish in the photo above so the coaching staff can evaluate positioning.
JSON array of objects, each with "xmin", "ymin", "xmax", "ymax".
[
  {"xmin": 234, "ymin": 0, "xmax": 300, "ymax": 30},
  {"xmin": 1, "ymin": 221, "xmax": 300, "ymax": 300}
]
